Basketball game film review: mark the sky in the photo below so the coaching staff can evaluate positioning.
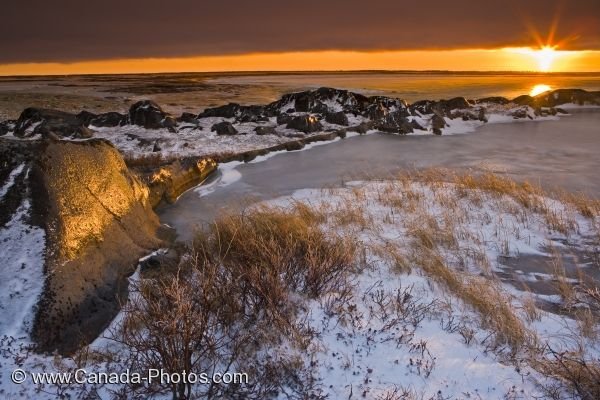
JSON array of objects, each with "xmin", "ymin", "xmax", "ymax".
[{"xmin": 1, "ymin": 0, "xmax": 599, "ymax": 74}]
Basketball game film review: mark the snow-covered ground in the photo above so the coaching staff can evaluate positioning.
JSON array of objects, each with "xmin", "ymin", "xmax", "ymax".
[
  {"xmin": 3, "ymin": 170, "xmax": 598, "ymax": 398},
  {"xmin": 88, "ymin": 103, "xmax": 565, "ymax": 161}
]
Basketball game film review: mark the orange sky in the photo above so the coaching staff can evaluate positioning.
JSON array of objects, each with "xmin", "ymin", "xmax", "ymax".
[{"xmin": 1, "ymin": 48, "xmax": 599, "ymax": 76}]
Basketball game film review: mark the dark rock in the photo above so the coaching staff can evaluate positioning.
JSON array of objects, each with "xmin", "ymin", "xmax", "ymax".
[
  {"xmin": 534, "ymin": 89, "xmax": 600, "ymax": 107},
  {"xmin": 14, "ymin": 108, "xmax": 93, "ymax": 139},
  {"xmin": 348, "ymin": 121, "xmax": 374, "ymax": 134},
  {"xmin": 475, "ymin": 96, "xmax": 510, "ymax": 105},
  {"xmin": 76, "ymin": 111, "xmax": 97, "ymax": 126},
  {"xmin": 364, "ymin": 103, "xmax": 389, "ymax": 120},
  {"xmin": 286, "ymin": 115, "xmax": 323, "ymax": 133},
  {"xmin": 411, "ymin": 98, "xmax": 471, "ymax": 116},
  {"xmin": 128, "ymin": 100, "xmax": 170, "ymax": 129},
  {"xmin": 375, "ymin": 111, "xmax": 414, "ymax": 134},
  {"xmin": 254, "ymin": 125, "xmax": 277, "ymax": 135},
  {"xmin": 0, "ymin": 120, "xmax": 14, "ymax": 136},
  {"xmin": 555, "ymin": 108, "xmax": 568, "ymax": 114},
  {"xmin": 177, "ymin": 112, "xmax": 199, "ymax": 124},
  {"xmin": 90, "ymin": 112, "xmax": 127, "ymax": 127},
  {"xmin": 512, "ymin": 95, "xmax": 535, "ymax": 106},
  {"xmin": 276, "ymin": 114, "xmax": 293, "ymax": 125},
  {"xmin": 325, "ymin": 111, "xmax": 349, "ymax": 126},
  {"xmin": 267, "ymin": 87, "xmax": 371, "ymax": 115},
  {"xmin": 211, "ymin": 121, "xmax": 239, "ymax": 135},
  {"xmin": 312, "ymin": 102, "xmax": 330, "ymax": 114},
  {"xmin": 431, "ymin": 114, "xmax": 447, "ymax": 135},
  {"xmin": 198, "ymin": 103, "xmax": 241, "ymax": 118},
  {"xmin": 199, "ymin": 103, "xmax": 267, "ymax": 123},
  {"xmin": 511, "ymin": 107, "xmax": 533, "ymax": 119}
]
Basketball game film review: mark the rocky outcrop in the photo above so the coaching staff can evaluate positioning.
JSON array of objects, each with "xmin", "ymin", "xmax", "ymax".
[
  {"xmin": 211, "ymin": 121, "xmax": 239, "ymax": 135},
  {"xmin": 0, "ymin": 138, "xmax": 162, "ymax": 354},
  {"xmin": 14, "ymin": 108, "xmax": 93, "ymax": 139},
  {"xmin": 325, "ymin": 111, "xmax": 349, "ymax": 126},
  {"xmin": 431, "ymin": 114, "xmax": 447, "ymax": 135},
  {"xmin": 128, "ymin": 100, "xmax": 176, "ymax": 131},
  {"xmin": 198, "ymin": 103, "xmax": 268, "ymax": 122},
  {"xmin": 255, "ymin": 125, "xmax": 277, "ymax": 135},
  {"xmin": 286, "ymin": 115, "xmax": 323, "ymax": 133},
  {"xmin": 143, "ymin": 158, "xmax": 218, "ymax": 207}
]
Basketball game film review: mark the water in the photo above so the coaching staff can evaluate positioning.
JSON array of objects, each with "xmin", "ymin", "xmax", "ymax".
[
  {"xmin": 159, "ymin": 109, "xmax": 600, "ymax": 241},
  {"xmin": 208, "ymin": 72, "xmax": 600, "ymax": 102}
]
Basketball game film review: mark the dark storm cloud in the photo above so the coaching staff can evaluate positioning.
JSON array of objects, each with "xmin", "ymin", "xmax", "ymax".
[{"xmin": 1, "ymin": 0, "xmax": 599, "ymax": 63}]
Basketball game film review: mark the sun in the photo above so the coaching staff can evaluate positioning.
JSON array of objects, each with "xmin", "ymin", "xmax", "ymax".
[{"xmin": 534, "ymin": 46, "xmax": 557, "ymax": 72}]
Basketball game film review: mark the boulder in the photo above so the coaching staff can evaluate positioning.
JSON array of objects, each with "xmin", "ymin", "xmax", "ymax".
[
  {"xmin": 431, "ymin": 114, "xmax": 447, "ymax": 135},
  {"xmin": 512, "ymin": 95, "xmax": 535, "ymax": 106},
  {"xmin": 0, "ymin": 120, "xmax": 14, "ymax": 136},
  {"xmin": 0, "ymin": 139, "xmax": 162, "ymax": 354},
  {"xmin": 198, "ymin": 103, "xmax": 241, "ymax": 118},
  {"xmin": 276, "ymin": 114, "xmax": 293, "ymax": 125},
  {"xmin": 90, "ymin": 112, "xmax": 127, "ymax": 127},
  {"xmin": 475, "ymin": 96, "xmax": 510, "ymax": 105},
  {"xmin": 375, "ymin": 111, "xmax": 414, "ymax": 134},
  {"xmin": 254, "ymin": 125, "xmax": 277, "ymax": 135},
  {"xmin": 14, "ymin": 108, "xmax": 93, "ymax": 139},
  {"xmin": 348, "ymin": 121, "xmax": 374, "ymax": 134},
  {"xmin": 325, "ymin": 111, "xmax": 349, "ymax": 126},
  {"xmin": 211, "ymin": 121, "xmax": 239, "ymax": 135},
  {"xmin": 286, "ymin": 115, "xmax": 323, "ymax": 133},
  {"xmin": 177, "ymin": 112, "xmax": 199, "ymax": 124},
  {"xmin": 76, "ymin": 111, "xmax": 97, "ymax": 126},
  {"xmin": 128, "ymin": 100, "xmax": 171, "ymax": 129}
]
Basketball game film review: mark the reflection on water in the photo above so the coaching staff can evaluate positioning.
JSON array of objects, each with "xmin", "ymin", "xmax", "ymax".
[{"xmin": 529, "ymin": 84, "xmax": 552, "ymax": 96}]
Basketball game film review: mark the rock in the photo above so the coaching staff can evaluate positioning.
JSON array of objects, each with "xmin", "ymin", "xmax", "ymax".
[
  {"xmin": 145, "ymin": 158, "xmax": 217, "ymax": 206},
  {"xmin": 511, "ymin": 107, "xmax": 534, "ymax": 120},
  {"xmin": 0, "ymin": 139, "xmax": 162, "ymax": 354},
  {"xmin": 364, "ymin": 103, "xmax": 389, "ymax": 120},
  {"xmin": 375, "ymin": 111, "xmax": 414, "ymax": 134},
  {"xmin": 286, "ymin": 115, "xmax": 323, "ymax": 133},
  {"xmin": 211, "ymin": 121, "xmax": 239, "ymax": 135},
  {"xmin": 325, "ymin": 111, "xmax": 349, "ymax": 126},
  {"xmin": 199, "ymin": 103, "xmax": 266, "ymax": 122},
  {"xmin": 348, "ymin": 121, "xmax": 374, "ymax": 134},
  {"xmin": 431, "ymin": 114, "xmax": 447, "ymax": 135},
  {"xmin": 411, "ymin": 98, "xmax": 471, "ymax": 116},
  {"xmin": 0, "ymin": 120, "xmax": 14, "ymax": 136},
  {"xmin": 128, "ymin": 100, "xmax": 171, "ymax": 129},
  {"xmin": 512, "ymin": 95, "xmax": 535, "ymax": 106},
  {"xmin": 14, "ymin": 108, "xmax": 93, "ymax": 139},
  {"xmin": 177, "ymin": 112, "xmax": 199, "ymax": 124},
  {"xmin": 534, "ymin": 89, "xmax": 600, "ymax": 107},
  {"xmin": 276, "ymin": 114, "xmax": 293, "ymax": 125},
  {"xmin": 198, "ymin": 103, "xmax": 241, "ymax": 118},
  {"xmin": 76, "ymin": 111, "xmax": 97, "ymax": 126},
  {"xmin": 475, "ymin": 96, "xmax": 510, "ymax": 105},
  {"xmin": 555, "ymin": 108, "xmax": 568, "ymax": 114},
  {"xmin": 267, "ymin": 87, "xmax": 370, "ymax": 115},
  {"xmin": 90, "ymin": 112, "xmax": 127, "ymax": 127},
  {"xmin": 441, "ymin": 97, "xmax": 472, "ymax": 110},
  {"xmin": 254, "ymin": 125, "xmax": 277, "ymax": 135}
]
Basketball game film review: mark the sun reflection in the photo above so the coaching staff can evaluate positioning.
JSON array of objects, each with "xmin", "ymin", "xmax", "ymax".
[{"xmin": 530, "ymin": 84, "xmax": 552, "ymax": 97}]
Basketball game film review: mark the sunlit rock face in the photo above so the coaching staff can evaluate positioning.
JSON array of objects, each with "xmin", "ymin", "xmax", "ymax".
[
  {"xmin": 3, "ymin": 139, "xmax": 163, "ymax": 354},
  {"xmin": 144, "ymin": 157, "xmax": 217, "ymax": 207}
]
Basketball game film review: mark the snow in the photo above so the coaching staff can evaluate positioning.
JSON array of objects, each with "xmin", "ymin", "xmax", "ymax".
[
  {"xmin": 0, "ymin": 163, "xmax": 25, "ymax": 200},
  {"xmin": 261, "ymin": 179, "xmax": 600, "ymax": 399}
]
